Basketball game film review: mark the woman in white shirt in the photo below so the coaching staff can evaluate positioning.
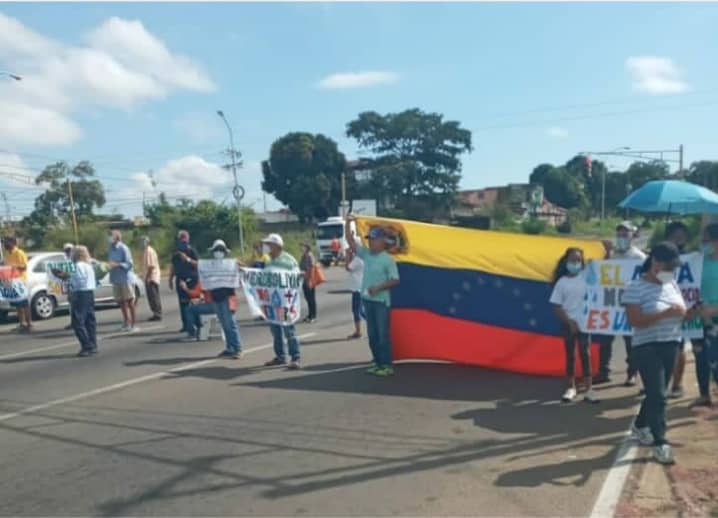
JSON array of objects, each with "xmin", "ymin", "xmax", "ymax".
[
  {"xmin": 345, "ymin": 246, "xmax": 364, "ymax": 339},
  {"xmin": 53, "ymin": 245, "xmax": 97, "ymax": 357}
]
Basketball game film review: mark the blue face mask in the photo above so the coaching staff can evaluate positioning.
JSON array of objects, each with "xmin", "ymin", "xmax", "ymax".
[
  {"xmin": 702, "ymin": 243, "xmax": 714, "ymax": 256},
  {"xmin": 566, "ymin": 262, "xmax": 582, "ymax": 275}
]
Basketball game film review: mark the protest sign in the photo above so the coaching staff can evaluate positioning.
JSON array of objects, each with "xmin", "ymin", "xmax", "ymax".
[
  {"xmin": 46, "ymin": 260, "xmax": 75, "ymax": 296},
  {"xmin": 583, "ymin": 253, "xmax": 703, "ymax": 338},
  {"xmin": 198, "ymin": 259, "xmax": 241, "ymax": 290},
  {"xmin": 240, "ymin": 267, "xmax": 303, "ymax": 326},
  {"xmin": 0, "ymin": 266, "xmax": 28, "ymax": 303}
]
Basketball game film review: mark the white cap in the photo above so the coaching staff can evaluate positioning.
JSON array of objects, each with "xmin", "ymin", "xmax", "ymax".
[
  {"xmin": 209, "ymin": 239, "xmax": 230, "ymax": 251},
  {"xmin": 616, "ymin": 220, "xmax": 637, "ymax": 233},
  {"xmin": 261, "ymin": 233, "xmax": 284, "ymax": 248},
  {"xmin": 63, "ymin": 243, "xmax": 73, "ymax": 251}
]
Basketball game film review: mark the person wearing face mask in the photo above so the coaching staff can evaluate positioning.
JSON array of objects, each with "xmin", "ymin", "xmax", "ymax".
[
  {"xmin": 550, "ymin": 247, "xmax": 599, "ymax": 404},
  {"xmin": 693, "ymin": 224, "xmax": 718, "ymax": 407},
  {"xmin": 595, "ymin": 222, "xmax": 648, "ymax": 387},
  {"xmin": 206, "ymin": 239, "xmax": 242, "ymax": 359},
  {"xmin": 140, "ymin": 236, "xmax": 162, "ymax": 322},
  {"xmin": 664, "ymin": 221, "xmax": 691, "ymax": 399},
  {"xmin": 623, "ymin": 242, "xmax": 688, "ymax": 465},
  {"xmin": 169, "ymin": 230, "xmax": 199, "ymax": 334}
]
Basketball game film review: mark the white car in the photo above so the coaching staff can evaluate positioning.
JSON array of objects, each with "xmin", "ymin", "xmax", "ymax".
[{"xmin": 0, "ymin": 251, "xmax": 144, "ymax": 321}]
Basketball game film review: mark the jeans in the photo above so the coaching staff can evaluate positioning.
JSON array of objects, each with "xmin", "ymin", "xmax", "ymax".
[
  {"xmin": 214, "ymin": 299, "xmax": 242, "ymax": 354},
  {"xmin": 634, "ymin": 342, "xmax": 679, "ymax": 446},
  {"xmin": 178, "ymin": 289, "xmax": 191, "ymax": 331},
  {"xmin": 303, "ymin": 283, "xmax": 317, "ymax": 320},
  {"xmin": 145, "ymin": 280, "xmax": 162, "ymax": 318},
  {"xmin": 364, "ymin": 299, "xmax": 392, "ymax": 367},
  {"xmin": 694, "ymin": 336, "xmax": 718, "ymax": 398},
  {"xmin": 71, "ymin": 290, "xmax": 97, "ymax": 352},
  {"xmin": 351, "ymin": 291, "xmax": 365, "ymax": 323},
  {"xmin": 270, "ymin": 324, "xmax": 300, "ymax": 361},
  {"xmin": 595, "ymin": 335, "xmax": 636, "ymax": 379},
  {"xmin": 563, "ymin": 328, "xmax": 591, "ymax": 379},
  {"xmin": 186, "ymin": 302, "xmax": 216, "ymax": 337}
]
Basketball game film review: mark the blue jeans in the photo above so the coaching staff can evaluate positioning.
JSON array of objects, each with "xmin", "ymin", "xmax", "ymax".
[
  {"xmin": 634, "ymin": 342, "xmax": 679, "ymax": 446},
  {"xmin": 178, "ymin": 290, "xmax": 191, "ymax": 331},
  {"xmin": 695, "ymin": 336, "xmax": 718, "ymax": 398},
  {"xmin": 364, "ymin": 299, "xmax": 392, "ymax": 367},
  {"xmin": 214, "ymin": 300, "xmax": 242, "ymax": 354},
  {"xmin": 270, "ymin": 324, "xmax": 300, "ymax": 362},
  {"xmin": 186, "ymin": 302, "xmax": 216, "ymax": 337},
  {"xmin": 351, "ymin": 291, "xmax": 365, "ymax": 323},
  {"xmin": 71, "ymin": 290, "xmax": 97, "ymax": 352}
]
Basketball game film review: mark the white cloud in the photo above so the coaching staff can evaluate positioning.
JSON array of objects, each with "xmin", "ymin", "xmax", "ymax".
[
  {"xmin": 317, "ymin": 71, "xmax": 399, "ymax": 90},
  {"xmin": 173, "ymin": 112, "xmax": 225, "ymax": 144},
  {"xmin": 0, "ymin": 12, "xmax": 215, "ymax": 147},
  {"xmin": 626, "ymin": 56, "xmax": 689, "ymax": 95},
  {"xmin": 547, "ymin": 126, "xmax": 569, "ymax": 139}
]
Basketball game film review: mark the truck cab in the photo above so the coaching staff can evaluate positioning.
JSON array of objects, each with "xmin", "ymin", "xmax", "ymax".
[{"xmin": 315, "ymin": 217, "xmax": 356, "ymax": 267}]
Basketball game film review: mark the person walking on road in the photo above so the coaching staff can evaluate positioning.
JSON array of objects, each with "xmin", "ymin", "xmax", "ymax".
[
  {"xmin": 107, "ymin": 230, "xmax": 138, "ymax": 332},
  {"xmin": 345, "ymin": 245, "xmax": 364, "ymax": 339},
  {"xmin": 3, "ymin": 236, "xmax": 32, "ymax": 333},
  {"xmin": 623, "ymin": 242, "xmax": 689, "ymax": 465},
  {"xmin": 261, "ymin": 233, "xmax": 303, "ymax": 370},
  {"xmin": 345, "ymin": 216, "xmax": 400, "ymax": 377},
  {"xmin": 169, "ymin": 230, "xmax": 198, "ymax": 334},
  {"xmin": 595, "ymin": 221, "xmax": 648, "ymax": 387},
  {"xmin": 694, "ymin": 224, "xmax": 718, "ymax": 407},
  {"xmin": 141, "ymin": 236, "xmax": 162, "ymax": 322},
  {"xmin": 52, "ymin": 245, "xmax": 97, "ymax": 357},
  {"xmin": 550, "ymin": 248, "xmax": 598, "ymax": 404},
  {"xmin": 300, "ymin": 243, "xmax": 318, "ymax": 323}
]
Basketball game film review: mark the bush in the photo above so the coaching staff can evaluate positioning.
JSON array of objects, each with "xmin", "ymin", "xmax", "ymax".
[
  {"xmin": 557, "ymin": 219, "xmax": 572, "ymax": 234},
  {"xmin": 521, "ymin": 218, "xmax": 547, "ymax": 235}
]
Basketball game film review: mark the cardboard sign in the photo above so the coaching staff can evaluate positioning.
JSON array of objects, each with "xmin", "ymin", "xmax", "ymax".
[
  {"xmin": 0, "ymin": 266, "xmax": 28, "ymax": 302},
  {"xmin": 47, "ymin": 260, "xmax": 75, "ymax": 296},
  {"xmin": 241, "ymin": 267, "xmax": 303, "ymax": 326},
  {"xmin": 583, "ymin": 253, "xmax": 703, "ymax": 338},
  {"xmin": 198, "ymin": 259, "xmax": 241, "ymax": 291}
]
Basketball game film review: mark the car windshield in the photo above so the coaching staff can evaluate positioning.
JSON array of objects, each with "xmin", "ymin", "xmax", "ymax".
[{"xmin": 316, "ymin": 224, "xmax": 343, "ymax": 240}]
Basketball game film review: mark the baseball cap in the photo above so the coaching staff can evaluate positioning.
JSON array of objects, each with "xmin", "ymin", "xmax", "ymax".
[
  {"xmin": 365, "ymin": 227, "xmax": 387, "ymax": 240},
  {"xmin": 261, "ymin": 233, "xmax": 284, "ymax": 248},
  {"xmin": 616, "ymin": 220, "xmax": 637, "ymax": 232},
  {"xmin": 63, "ymin": 243, "xmax": 73, "ymax": 251},
  {"xmin": 209, "ymin": 239, "xmax": 230, "ymax": 251}
]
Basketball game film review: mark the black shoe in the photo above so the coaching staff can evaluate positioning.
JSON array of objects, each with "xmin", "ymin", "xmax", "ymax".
[
  {"xmin": 148, "ymin": 316, "xmax": 162, "ymax": 322},
  {"xmin": 593, "ymin": 375, "xmax": 611, "ymax": 385},
  {"xmin": 264, "ymin": 357, "xmax": 286, "ymax": 367}
]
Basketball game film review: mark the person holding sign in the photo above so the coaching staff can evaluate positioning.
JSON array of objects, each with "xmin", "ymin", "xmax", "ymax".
[
  {"xmin": 206, "ymin": 239, "xmax": 242, "ymax": 359},
  {"xmin": 3, "ymin": 236, "xmax": 32, "ymax": 333},
  {"xmin": 345, "ymin": 216, "xmax": 400, "ymax": 377},
  {"xmin": 550, "ymin": 248, "xmax": 598, "ymax": 404},
  {"xmin": 623, "ymin": 242, "xmax": 688, "ymax": 465},
  {"xmin": 694, "ymin": 224, "xmax": 718, "ymax": 407},
  {"xmin": 261, "ymin": 234, "xmax": 303, "ymax": 370}
]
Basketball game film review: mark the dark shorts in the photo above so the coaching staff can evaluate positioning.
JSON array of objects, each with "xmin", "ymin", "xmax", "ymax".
[{"xmin": 10, "ymin": 300, "xmax": 29, "ymax": 308}]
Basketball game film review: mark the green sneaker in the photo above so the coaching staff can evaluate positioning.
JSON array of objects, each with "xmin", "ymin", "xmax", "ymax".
[
  {"xmin": 366, "ymin": 364, "xmax": 380, "ymax": 374},
  {"xmin": 374, "ymin": 366, "xmax": 395, "ymax": 377}
]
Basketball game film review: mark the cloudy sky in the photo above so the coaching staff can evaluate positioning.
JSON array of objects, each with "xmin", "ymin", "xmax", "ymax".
[{"xmin": 1, "ymin": 3, "xmax": 717, "ymax": 218}]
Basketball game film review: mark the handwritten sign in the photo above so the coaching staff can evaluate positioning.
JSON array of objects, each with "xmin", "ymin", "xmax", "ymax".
[
  {"xmin": 0, "ymin": 266, "xmax": 28, "ymax": 303},
  {"xmin": 47, "ymin": 260, "xmax": 75, "ymax": 296},
  {"xmin": 198, "ymin": 259, "xmax": 241, "ymax": 291},
  {"xmin": 582, "ymin": 253, "xmax": 703, "ymax": 339},
  {"xmin": 241, "ymin": 267, "xmax": 303, "ymax": 326}
]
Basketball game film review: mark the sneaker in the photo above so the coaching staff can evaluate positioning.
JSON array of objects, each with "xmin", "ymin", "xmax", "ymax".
[
  {"xmin": 229, "ymin": 352, "xmax": 242, "ymax": 360},
  {"xmin": 287, "ymin": 360, "xmax": 301, "ymax": 370},
  {"xmin": 561, "ymin": 387, "xmax": 577, "ymax": 402},
  {"xmin": 691, "ymin": 395, "xmax": 713, "ymax": 408},
  {"xmin": 88, "ymin": 349, "xmax": 98, "ymax": 355},
  {"xmin": 631, "ymin": 425, "xmax": 654, "ymax": 446},
  {"xmin": 119, "ymin": 324, "xmax": 130, "ymax": 332},
  {"xmin": 653, "ymin": 444, "xmax": 675, "ymax": 465},
  {"xmin": 217, "ymin": 350, "xmax": 232, "ymax": 358},
  {"xmin": 584, "ymin": 390, "xmax": 601, "ymax": 404},
  {"xmin": 264, "ymin": 357, "xmax": 286, "ymax": 367},
  {"xmin": 76, "ymin": 350, "xmax": 91, "ymax": 358},
  {"xmin": 374, "ymin": 366, "xmax": 394, "ymax": 376},
  {"xmin": 624, "ymin": 376, "xmax": 637, "ymax": 387},
  {"xmin": 148, "ymin": 315, "xmax": 162, "ymax": 322},
  {"xmin": 669, "ymin": 387, "xmax": 684, "ymax": 399},
  {"xmin": 366, "ymin": 364, "xmax": 380, "ymax": 374},
  {"xmin": 128, "ymin": 326, "xmax": 140, "ymax": 333}
]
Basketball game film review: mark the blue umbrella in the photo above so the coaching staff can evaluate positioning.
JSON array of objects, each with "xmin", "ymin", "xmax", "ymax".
[{"xmin": 618, "ymin": 180, "xmax": 718, "ymax": 215}]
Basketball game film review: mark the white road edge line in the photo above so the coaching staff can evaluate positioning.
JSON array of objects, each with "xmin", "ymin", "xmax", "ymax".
[
  {"xmin": 0, "ymin": 332, "xmax": 316, "ymax": 423},
  {"xmin": 0, "ymin": 325, "xmax": 166, "ymax": 361},
  {"xmin": 589, "ymin": 424, "xmax": 639, "ymax": 518}
]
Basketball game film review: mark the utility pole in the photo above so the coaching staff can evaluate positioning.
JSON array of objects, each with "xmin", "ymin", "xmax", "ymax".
[
  {"xmin": 66, "ymin": 178, "xmax": 79, "ymax": 244},
  {"xmin": 217, "ymin": 110, "xmax": 245, "ymax": 254},
  {"xmin": 679, "ymin": 144, "xmax": 684, "ymax": 175},
  {"xmin": 340, "ymin": 172, "xmax": 348, "ymax": 217}
]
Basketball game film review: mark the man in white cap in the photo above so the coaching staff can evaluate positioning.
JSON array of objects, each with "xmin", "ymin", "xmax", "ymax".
[
  {"xmin": 261, "ymin": 233, "xmax": 302, "ymax": 370},
  {"xmin": 63, "ymin": 243, "xmax": 74, "ymax": 260}
]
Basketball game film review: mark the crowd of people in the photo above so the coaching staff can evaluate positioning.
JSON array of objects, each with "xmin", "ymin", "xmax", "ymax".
[{"xmin": 550, "ymin": 219, "xmax": 718, "ymax": 465}]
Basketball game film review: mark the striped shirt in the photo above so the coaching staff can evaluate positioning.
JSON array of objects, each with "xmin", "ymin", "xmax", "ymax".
[{"xmin": 622, "ymin": 278, "xmax": 686, "ymax": 346}]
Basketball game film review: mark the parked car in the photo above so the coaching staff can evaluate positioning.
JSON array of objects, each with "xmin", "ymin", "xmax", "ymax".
[{"xmin": 0, "ymin": 251, "xmax": 144, "ymax": 322}]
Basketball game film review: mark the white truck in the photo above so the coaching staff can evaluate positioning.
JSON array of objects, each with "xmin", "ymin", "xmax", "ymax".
[{"xmin": 315, "ymin": 216, "xmax": 357, "ymax": 267}]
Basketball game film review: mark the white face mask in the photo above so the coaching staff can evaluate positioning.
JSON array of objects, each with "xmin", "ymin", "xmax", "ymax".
[
  {"xmin": 656, "ymin": 271, "xmax": 674, "ymax": 284},
  {"xmin": 262, "ymin": 244, "xmax": 270, "ymax": 254},
  {"xmin": 213, "ymin": 250, "xmax": 225, "ymax": 260}
]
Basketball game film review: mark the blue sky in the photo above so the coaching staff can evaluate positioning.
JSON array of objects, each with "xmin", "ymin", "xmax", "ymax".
[{"xmin": 1, "ymin": 2, "xmax": 717, "ymax": 218}]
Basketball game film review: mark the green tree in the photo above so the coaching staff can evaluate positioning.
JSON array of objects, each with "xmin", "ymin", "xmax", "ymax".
[
  {"xmin": 625, "ymin": 160, "xmax": 670, "ymax": 190},
  {"xmin": 542, "ymin": 167, "xmax": 588, "ymax": 209},
  {"xmin": 529, "ymin": 163, "xmax": 555, "ymax": 186},
  {"xmin": 261, "ymin": 133, "xmax": 347, "ymax": 223},
  {"xmin": 346, "ymin": 108, "xmax": 472, "ymax": 220},
  {"xmin": 687, "ymin": 161, "xmax": 718, "ymax": 190}
]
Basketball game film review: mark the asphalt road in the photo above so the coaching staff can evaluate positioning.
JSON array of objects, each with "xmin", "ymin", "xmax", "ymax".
[{"xmin": 0, "ymin": 268, "xmax": 642, "ymax": 517}]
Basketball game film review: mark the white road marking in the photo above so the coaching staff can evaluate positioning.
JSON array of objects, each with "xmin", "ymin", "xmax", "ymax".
[
  {"xmin": 0, "ymin": 332, "xmax": 316, "ymax": 423},
  {"xmin": 589, "ymin": 425, "xmax": 639, "ymax": 518},
  {"xmin": 0, "ymin": 325, "xmax": 166, "ymax": 361}
]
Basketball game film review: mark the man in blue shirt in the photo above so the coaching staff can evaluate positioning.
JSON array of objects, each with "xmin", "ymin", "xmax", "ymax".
[
  {"xmin": 107, "ymin": 230, "xmax": 138, "ymax": 332},
  {"xmin": 345, "ymin": 216, "xmax": 400, "ymax": 376}
]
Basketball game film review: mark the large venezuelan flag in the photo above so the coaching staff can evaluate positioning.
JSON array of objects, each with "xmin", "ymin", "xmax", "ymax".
[{"xmin": 355, "ymin": 217, "xmax": 606, "ymax": 377}]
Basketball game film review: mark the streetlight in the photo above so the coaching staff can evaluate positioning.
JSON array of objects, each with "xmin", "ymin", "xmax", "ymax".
[
  {"xmin": 216, "ymin": 110, "xmax": 245, "ymax": 254},
  {"xmin": 0, "ymin": 72, "xmax": 22, "ymax": 81}
]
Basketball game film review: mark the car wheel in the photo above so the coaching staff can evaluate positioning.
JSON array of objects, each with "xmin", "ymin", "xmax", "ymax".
[{"xmin": 32, "ymin": 291, "xmax": 56, "ymax": 320}]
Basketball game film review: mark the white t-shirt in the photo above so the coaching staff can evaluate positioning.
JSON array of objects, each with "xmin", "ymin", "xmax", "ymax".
[
  {"xmin": 347, "ymin": 256, "xmax": 364, "ymax": 292},
  {"xmin": 549, "ymin": 274, "xmax": 586, "ymax": 324},
  {"xmin": 612, "ymin": 246, "xmax": 647, "ymax": 261}
]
